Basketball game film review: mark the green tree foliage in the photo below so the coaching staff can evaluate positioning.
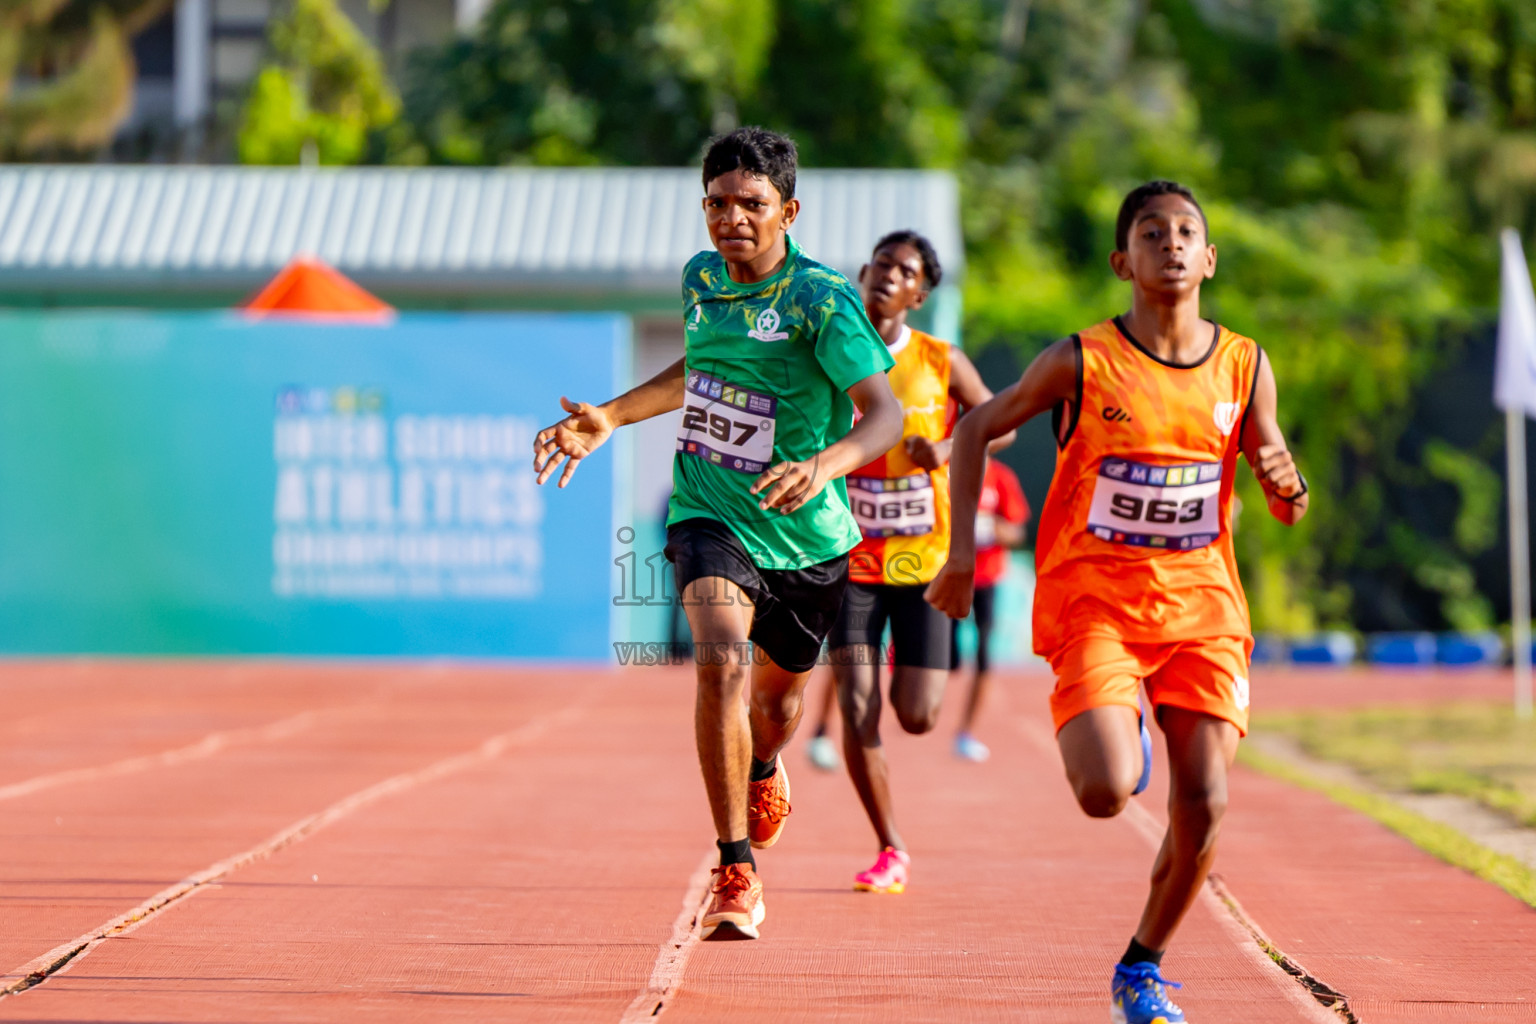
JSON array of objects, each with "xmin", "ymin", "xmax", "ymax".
[
  {"xmin": 237, "ymin": 0, "xmax": 400, "ymax": 166},
  {"xmin": 392, "ymin": 0, "xmax": 1536, "ymax": 631},
  {"xmin": 0, "ymin": 0, "xmax": 169, "ymax": 157},
  {"xmin": 402, "ymin": 0, "xmax": 961, "ymax": 168},
  {"xmin": 403, "ymin": 0, "xmax": 743, "ymax": 166},
  {"xmin": 917, "ymin": 0, "xmax": 1536, "ymax": 633}
]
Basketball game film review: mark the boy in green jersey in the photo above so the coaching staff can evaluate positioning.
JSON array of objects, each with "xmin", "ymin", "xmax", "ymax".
[{"xmin": 533, "ymin": 127, "xmax": 902, "ymax": 940}]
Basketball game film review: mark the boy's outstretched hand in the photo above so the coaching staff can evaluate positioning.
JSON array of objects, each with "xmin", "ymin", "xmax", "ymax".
[
  {"xmin": 533, "ymin": 397, "xmax": 614, "ymax": 487},
  {"xmin": 924, "ymin": 559, "xmax": 975, "ymax": 619}
]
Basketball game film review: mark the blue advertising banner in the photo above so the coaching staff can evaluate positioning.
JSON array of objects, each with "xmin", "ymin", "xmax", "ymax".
[{"xmin": 0, "ymin": 311, "xmax": 629, "ymax": 659}]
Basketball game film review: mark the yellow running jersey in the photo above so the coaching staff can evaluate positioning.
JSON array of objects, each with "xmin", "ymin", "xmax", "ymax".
[{"xmin": 847, "ymin": 327, "xmax": 952, "ymax": 585}]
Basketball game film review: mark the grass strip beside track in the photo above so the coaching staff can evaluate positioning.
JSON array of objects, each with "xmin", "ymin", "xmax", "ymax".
[
  {"xmin": 1257, "ymin": 702, "xmax": 1536, "ymax": 826},
  {"xmin": 1237, "ymin": 744, "xmax": 1536, "ymax": 909}
]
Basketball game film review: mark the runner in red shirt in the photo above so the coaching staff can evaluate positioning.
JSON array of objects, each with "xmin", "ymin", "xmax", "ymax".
[{"xmin": 951, "ymin": 457, "xmax": 1030, "ymax": 761}]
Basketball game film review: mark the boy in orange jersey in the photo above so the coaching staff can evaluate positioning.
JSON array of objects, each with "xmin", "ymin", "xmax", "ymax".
[
  {"xmin": 927, "ymin": 181, "xmax": 1308, "ymax": 1024},
  {"xmin": 830, "ymin": 231, "xmax": 1014, "ymax": 894}
]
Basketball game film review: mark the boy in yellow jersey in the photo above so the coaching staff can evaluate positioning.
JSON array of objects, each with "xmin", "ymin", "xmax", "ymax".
[
  {"xmin": 830, "ymin": 231, "xmax": 1013, "ymax": 894},
  {"xmin": 534, "ymin": 128, "xmax": 903, "ymax": 941},
  {"xmin": 927, "ymin": 181, "xmax": 1308, "ymax": 1023}
]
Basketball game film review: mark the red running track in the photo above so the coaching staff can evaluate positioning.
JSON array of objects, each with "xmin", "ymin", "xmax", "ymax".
[{"xmin": 0, "ymin": 662, "xmax": 1528, "ymax": 1022}]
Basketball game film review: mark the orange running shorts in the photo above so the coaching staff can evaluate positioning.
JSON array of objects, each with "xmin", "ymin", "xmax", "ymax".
[{"xmin": 1048, "ymin": 635, "xmax": 1251, "ymax": 736}]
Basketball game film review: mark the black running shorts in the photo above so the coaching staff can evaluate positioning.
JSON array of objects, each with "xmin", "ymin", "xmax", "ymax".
[
  {"xmin": 950, "ymin": 584, "xmax": 997, "ymax": 672},
  {"xmin": 665, "ymin": 517, "xmax": 849, "ymax": 674},
  {"xmin": 829, "ymin": 581, "xmax": 952, "ymax": 670}
]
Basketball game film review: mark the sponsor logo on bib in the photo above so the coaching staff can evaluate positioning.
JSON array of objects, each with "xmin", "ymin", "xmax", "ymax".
[
  {"xmin": 749, "ymin": 307, "xmax": 790, "ymax": 342},
  {"xmin": 1213, "ymin": 401, "xmax": 1240, "ymax": 436}
]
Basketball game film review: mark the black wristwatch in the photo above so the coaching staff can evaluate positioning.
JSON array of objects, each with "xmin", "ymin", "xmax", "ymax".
[{"xmin": 1274, "ymin": 470, "xmax": 1308, "ymax": 504}]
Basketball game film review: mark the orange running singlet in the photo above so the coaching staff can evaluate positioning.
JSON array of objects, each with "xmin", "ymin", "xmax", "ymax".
[
  {"xmin": 1032, "ymin": 317, "xmax": 1261, "ymax": 660},
  {"xmin": 848, "ymin": 327, "xmax": 952, "ymax": 586}
]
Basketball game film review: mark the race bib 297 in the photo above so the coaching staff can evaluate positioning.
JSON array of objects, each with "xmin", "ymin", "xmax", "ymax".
[
  {"xmin": 1086, "ymin": 457, "xmax": 1222, "ymax": 551},
  {"xmin": 676, "ymin": 370, "xmax": 777, "ymax": 474}
]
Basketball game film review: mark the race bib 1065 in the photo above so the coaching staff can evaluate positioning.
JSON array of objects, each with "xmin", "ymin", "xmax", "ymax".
[
  {"xmin": 1086, "ymin": 457, "xmax": 1222, "ymax": 551},
  {"xmin": 849, "ymin": 473, "xmax": 936, "ymax": 538},
  {"xmin": 676, "ymin": 369, "xmax": 777, "ymax": 474}
]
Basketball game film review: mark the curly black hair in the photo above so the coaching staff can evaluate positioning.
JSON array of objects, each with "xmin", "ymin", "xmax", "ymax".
[{"xmin": 702, "ymin": 127, "xmax": 798, "ymax": 203}]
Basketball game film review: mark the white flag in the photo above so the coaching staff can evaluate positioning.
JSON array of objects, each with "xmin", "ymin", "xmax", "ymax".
[{"xmin": 1495, "ymin": 228, "xmax": 1536, "ymax": 417}]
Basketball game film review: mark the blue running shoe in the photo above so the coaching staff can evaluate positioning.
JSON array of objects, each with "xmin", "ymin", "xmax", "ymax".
[
  {"xmin": 1112, "ymin": 961, "xmax": 1185, "ymax": 1024},
  {"xmin": 954, "ymin": 731, "xmax": 991, "ymax": 763},
  {"xmin": 1133, "ymin": 700, "xmax": 1153, "ymax": 796}
]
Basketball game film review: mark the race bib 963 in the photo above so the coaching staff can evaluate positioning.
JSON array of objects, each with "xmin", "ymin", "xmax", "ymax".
[
  {"xmin": 1086, "ymin": 457, "xmax": 1222, "ymax": 551},
  {"xmin": 676, "ymin": 370, "xmax": 777, "ymax": 474},
  {"xmin": 849, "ymin": 473, "xmax": 936, "ymax": 538}
]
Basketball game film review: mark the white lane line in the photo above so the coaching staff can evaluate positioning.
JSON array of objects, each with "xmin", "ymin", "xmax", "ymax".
[
  {"xmin": 619, "ymin": 848, "xmax": 717, "ymax": 1023},
  {"xmin": 0, "ymin": 697, "xmax": 591, "ymax": 999},
  {"xmin": 1011, "ymin": 714, "xmax": 1341, "ymax": 1024},
  {"xmin": 0, "ymin": 709, "xmax": 325, "ymax": 803}
]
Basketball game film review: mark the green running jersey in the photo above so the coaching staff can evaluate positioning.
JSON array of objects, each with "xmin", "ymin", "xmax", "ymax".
[{"xmin": 668, "ymin": 236, "xmax": 895, "ymax": 569}]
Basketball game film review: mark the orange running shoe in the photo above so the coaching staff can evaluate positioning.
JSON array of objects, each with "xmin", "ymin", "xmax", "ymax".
[
  {"xmin": 700, "ymin": 862, "xmax": 766, "ymax": 941},
  {"xmin": 747, "ymin": 756, "xmax": 791, "ymax": 849}
]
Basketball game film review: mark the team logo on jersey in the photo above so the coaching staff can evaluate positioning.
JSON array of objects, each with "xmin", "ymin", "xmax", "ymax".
[
  {"xmin": 749, "ymin": 307, "xmax": 790, "ymax": 342},
  {"xmin": 687, "ymin": 305, "xmax": 704, "ymax": 331},
  {"xmin": 1213, "ymin": 401, "xmax": 1241, "ymax": 436}
]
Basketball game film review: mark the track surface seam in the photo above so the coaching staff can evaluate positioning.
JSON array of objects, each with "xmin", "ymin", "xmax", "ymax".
[
  {"xmin": 1011, "ymin": 714, "xmax": 1347, "ymax": 1024},
  {"xmin": 0, "ymin": 674, "xmax": 415, "ymax": 803},
  {"xmin": 1205, "ymin": 874, "xmax": 1359, "ymax": 1023},
  {"xmin": 619, "ymin": 848, "xmax": 717, "ymax": 1022},
  {"xmin": 0, "ymin": 708, "xmax": 329, "ymax": 803},
  {"xmin": 0, "ymin": 696, "xmax": 593, "ymax": 1001}
]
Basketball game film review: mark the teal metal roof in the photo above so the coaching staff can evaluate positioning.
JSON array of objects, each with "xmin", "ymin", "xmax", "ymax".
[{"xmin": 0, "ymin": 166, "xmax": 962, "ymax": 301}]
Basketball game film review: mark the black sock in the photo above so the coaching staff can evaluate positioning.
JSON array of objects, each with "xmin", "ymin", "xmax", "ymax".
[
  {"xmin": 1121, "ymin": 937, "xmax": 1164, "ymax": 968},
  {"xmin": 749, "ymin": 756, "xmax": 777, "ymax": 782},
  {"xmin": 717, "ymin": 838, "xmax": 754, "ymax": 868}
]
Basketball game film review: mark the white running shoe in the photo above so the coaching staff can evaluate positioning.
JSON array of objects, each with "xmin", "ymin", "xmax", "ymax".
[{"xmin": 806, "ymin": 734, "xmax": 840, "ymax": 772}]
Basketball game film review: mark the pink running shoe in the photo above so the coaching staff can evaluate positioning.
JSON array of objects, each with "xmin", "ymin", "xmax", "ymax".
[{"xmin": 853, "ymin": 847, "xmax": 910, "ymax": 894}]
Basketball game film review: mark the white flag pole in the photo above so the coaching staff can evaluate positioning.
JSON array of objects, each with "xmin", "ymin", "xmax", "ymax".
[
  {"xmin": 1497, "ymin": 227, "xmax": 1536, "ymax": 719},
  {"xmin": 1508, "ymin": 408, "xmax": 1532, "ymax": 719}
]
